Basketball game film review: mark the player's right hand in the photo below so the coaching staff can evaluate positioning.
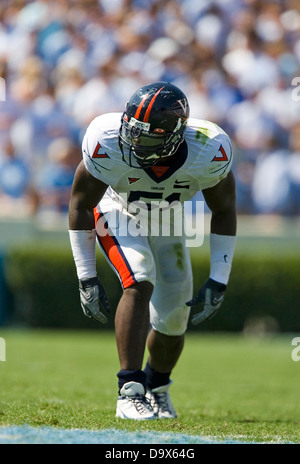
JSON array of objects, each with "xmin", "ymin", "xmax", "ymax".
[{"xmin": 79, "ymin": 277, "xmax": 110, "ymax": 324}]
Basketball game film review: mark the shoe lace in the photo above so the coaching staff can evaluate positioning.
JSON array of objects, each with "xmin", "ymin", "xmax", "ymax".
[
  {"xmin": 153, "ymin": 392, "xmax": 170, "ymax": 412},
  {"xmin": 129, "ymin": 395, "xmax": 153, "ymax": 414}
]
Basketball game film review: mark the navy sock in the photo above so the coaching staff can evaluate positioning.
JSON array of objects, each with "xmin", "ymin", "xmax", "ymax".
[
  {"xmin": 117, "ymin": 369, "xmax": 147, "ymax": 394},
  {"xmin": 144, "ymin": 361, "xmax": 171, "ymax": 390}
]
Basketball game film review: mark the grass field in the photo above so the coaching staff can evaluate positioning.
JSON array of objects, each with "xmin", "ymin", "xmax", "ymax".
[{"xmin": 0, "ymin": 329, "xmax": 299, "ymax": 444}]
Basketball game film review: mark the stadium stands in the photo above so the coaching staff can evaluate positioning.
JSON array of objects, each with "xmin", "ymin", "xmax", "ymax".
[{"xmin": 0, "ymin": 0, "xmax": 300, "ymax": 216}]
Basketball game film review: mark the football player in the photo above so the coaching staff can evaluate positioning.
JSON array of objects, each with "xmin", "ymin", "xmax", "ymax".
[{"xmin": 69, "ymin": 81, "xmax": 237, "ymax": 420}]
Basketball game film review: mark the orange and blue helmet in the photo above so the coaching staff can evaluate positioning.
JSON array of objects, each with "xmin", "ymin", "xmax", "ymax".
[{"xmin": 119, "ymin": 81, "xmax": 190, "ymax": 168}]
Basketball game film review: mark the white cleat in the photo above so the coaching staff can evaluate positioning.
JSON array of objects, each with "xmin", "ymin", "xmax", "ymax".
[
  {"xmin": 146, "ymin": 381, "xmax": 177, "ymax": 419},
  {"xmin": 116, "ymin": 381, "xmax": 157, "ymax": 420}
]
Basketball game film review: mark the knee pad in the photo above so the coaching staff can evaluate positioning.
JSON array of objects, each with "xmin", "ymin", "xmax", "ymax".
[{"xmin": 150, "ymin": 277, "xmax": 193, "ymax": 336}]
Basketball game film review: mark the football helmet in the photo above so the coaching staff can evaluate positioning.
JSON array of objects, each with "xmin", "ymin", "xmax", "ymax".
[{"xmin": 119, "ymin": 82, "xmax": 190, "ymax": 168}]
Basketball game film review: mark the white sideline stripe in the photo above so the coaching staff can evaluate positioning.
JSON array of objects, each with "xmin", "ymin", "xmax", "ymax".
[{"xmin": 0, "ymin": 426, "xmax": 292, "ymax": 444}]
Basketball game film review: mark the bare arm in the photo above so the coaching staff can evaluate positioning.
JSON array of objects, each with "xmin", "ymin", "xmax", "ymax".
[
  {"xmin": 68, "ymin": 161, "xmax": 110, "ymax": 323},
  {"xmin": 69, "ymin": 160, "xmax": 108, "ymax": 230},
  {"xmin": 202, "ymin": 170, "xmax": 237, "ymax": 236},
  {"xmin": 187, "ymin": 171, "xmax": 237, "ymax": 323}
]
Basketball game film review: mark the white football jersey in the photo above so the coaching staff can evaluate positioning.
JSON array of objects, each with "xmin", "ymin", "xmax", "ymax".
[{"xmin": 82, "ymin": 112, "xmax": 232, "ymax": 209}]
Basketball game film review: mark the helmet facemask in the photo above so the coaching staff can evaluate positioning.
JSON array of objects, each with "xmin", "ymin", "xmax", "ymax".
[{"xmin": 119, "ymin": 114, "xmax": 186, "ymax": 168}]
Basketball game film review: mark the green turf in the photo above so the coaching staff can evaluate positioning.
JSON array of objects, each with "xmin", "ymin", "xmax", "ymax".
[{"xmin": 0, "ymin": 329, "xmax": 299, "ymax": 443}]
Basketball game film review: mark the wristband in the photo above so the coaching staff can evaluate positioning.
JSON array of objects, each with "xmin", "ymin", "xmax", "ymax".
[
  {"xmin": 209, "ymin": 233, "xmax": 236, "ymax": 285},
  {"xmin": 69, "ymin": 229, "xmax": 97, "ymax": 280}
]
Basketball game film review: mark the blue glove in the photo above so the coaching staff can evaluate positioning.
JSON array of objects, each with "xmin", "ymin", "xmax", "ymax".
[
  {"xmin": 79, "ymin": 276, "xmax": 110, "ymax": 324},
  {"xmin": 186, "ymin": 278, "xmax": 227, "ymax": 325}
]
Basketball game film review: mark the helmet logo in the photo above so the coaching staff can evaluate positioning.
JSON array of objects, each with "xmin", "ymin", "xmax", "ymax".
[
  {"xmin": 154, "ymin": 128, "xmax": 166, "ymax": 134},
  {"xmin": 177, "ymin": 98, "xmax": 189, "ymax": 117}
]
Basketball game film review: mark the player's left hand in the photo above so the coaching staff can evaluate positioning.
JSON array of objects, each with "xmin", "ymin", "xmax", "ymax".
[{"xmin": 186, "ymin": 278, "xmax": 227, "ymax": 325}]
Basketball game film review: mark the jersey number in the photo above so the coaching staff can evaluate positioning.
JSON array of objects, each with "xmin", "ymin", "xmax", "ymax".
[{"xmin": 128, "ymin": 191, "xmax": 181, "ymax": 207}]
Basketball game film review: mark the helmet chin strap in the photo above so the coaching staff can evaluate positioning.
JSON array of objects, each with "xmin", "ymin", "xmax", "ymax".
[
  {"xmin": 136, "ymin": 152, "xmax": 160, "ymax": 163},
  {"xmin": 157, "ymin": 137, "xmax": 183, "ymax": 163},
  {"xmin": 136, "ymin": 154, "xmax": 161, "ymax": 168},
  {"xmin": 138, "ymin": 142, "xmax": 182, "ymax": 168}
]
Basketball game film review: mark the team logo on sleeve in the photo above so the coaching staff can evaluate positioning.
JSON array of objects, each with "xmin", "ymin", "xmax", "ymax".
[
  {"xmin": 92, "ymin": 142, "xmax": 109, "ymax": 159},
  {"xmin": 212, "ymin": 145, "xmax": 228, "ymax": 162}
]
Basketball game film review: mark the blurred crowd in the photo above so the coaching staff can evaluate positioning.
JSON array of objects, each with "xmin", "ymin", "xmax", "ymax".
[{"xmin": 0, "ymin": 0, "xmax": 300, "ymax": 219}]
